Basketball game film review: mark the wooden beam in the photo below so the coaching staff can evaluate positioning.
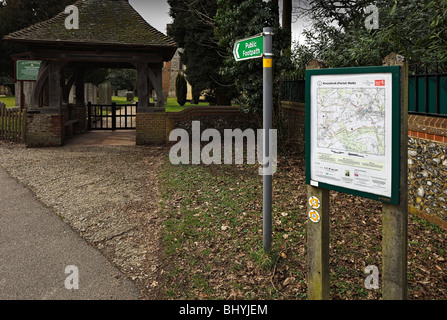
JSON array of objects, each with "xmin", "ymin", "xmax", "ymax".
[
  {"xmin": 75, "ymin": 68, "xmax": 85, "ymax": 104},
  {"xmin": 31, "ymin": 61, "xmax": 50, "ymax": 109},
  {"xmin": 63, "ymin": 73, "xmax": 76, "ymax": 103},
  {"xmin": 48, "ymin": 61, "xmax": 63, "ymax": 110},
  {"xmin": 28, "ymin": 51, "xmax": 163, "ymax": 64},
  {"xmin": 148, "ymin": 67, "xmax": 164, "ymax": 107},
  {"xmin": 137, "ymin": 63, "xmax": 149, "ymax": 109}
]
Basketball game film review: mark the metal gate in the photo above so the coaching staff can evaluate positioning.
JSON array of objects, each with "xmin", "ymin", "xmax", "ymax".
[{"xmin": 88, "ymin": 102, "xmax": 137, "ymax": 130}]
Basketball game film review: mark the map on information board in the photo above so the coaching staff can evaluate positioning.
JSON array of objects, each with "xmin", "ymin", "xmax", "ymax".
[
  {"xmin": 306, "ymin": 67, "xmax": 401, "ymax": 204},
  {"xmin": 317, "ymin": 87, "xmax": 386, "ymax": 156}
]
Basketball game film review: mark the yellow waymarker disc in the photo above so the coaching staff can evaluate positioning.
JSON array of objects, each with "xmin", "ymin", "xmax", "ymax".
[{"xmin": 309, "ymin": 210, "xmax": 320, "ymax": 223}]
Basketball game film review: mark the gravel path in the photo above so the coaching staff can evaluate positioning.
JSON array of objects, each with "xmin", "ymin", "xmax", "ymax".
[{"xmin": 0, "ymin": 141, "xmax": 169, "ymax": 300}]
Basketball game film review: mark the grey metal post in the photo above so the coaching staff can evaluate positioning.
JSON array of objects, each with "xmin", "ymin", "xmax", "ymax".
[{"xmin": 263, "ymin": 27, "xmax": 273, "ymax": 252}]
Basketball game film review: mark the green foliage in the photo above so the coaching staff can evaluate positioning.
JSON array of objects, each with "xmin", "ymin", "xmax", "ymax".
[
  {"xmin": 289, "ymin": 43, "xmax": 314, "ymax": 79},
  {"xmin": 215, "ymin": 0, "xmax": 293, "ymax": 116},
  {"xmin": 175, "ymin": 73, "xmax": 187, "ymax": 106},
  {"xmin": 168, "ymin": 0, "xmax": 236, "ymax": 105},
  {"xmin": 106, "ymin": 69, "xmax": 137, "ymax": 91},
  {"xmin": 84, "ymin": 68, "xmax": 108, "ymax": 86},
  {"xmin": 297, "ymin": 0, "xmax": 447, "ymax": 68},
  {"xmin": 425, "ymin": 0, "xmax": 447, "ymax": 62}
]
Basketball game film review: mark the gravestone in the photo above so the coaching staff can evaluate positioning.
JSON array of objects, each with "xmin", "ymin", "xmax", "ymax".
[
  {"xmin": 126, "ymin": 91, "xmax": 135, "ymax": 102},
  {"xmin": 117, "ymin": 89, "xmax": 127, "ymax": 97},
  {"xmin": 98, "ymin": 81, "xmax": 112, "ymax": 105},
  {"xmin": 84, "ymin": 83, "xmax": 98, "ymax": 104}
]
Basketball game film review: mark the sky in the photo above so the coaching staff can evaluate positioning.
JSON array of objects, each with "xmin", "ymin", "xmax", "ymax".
[
  {"xmin": 129, "ymin": 0, "xmax": 308, "ymax": 44},
  {"xmin": 129, "ymin": 0, "xmax": 172, "ymax": 35}
]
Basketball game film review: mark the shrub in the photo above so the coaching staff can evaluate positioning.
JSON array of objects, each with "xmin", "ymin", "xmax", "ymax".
[{"xmin": 175, "ymin": 73, "xmax": 187, "ymax": 106}]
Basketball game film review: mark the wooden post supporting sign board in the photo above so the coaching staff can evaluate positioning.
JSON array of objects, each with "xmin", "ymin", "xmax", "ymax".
[
  {"xmin": 305, "ymin": 59, "xmax": 330, "ymax": 300},
  {"xmin": 305, "ymin": 54, "xmax": 408, "ymax": 300},
  {"xmin": 381, "ymin": 53, "xmax": 409, "ymax": 300}
]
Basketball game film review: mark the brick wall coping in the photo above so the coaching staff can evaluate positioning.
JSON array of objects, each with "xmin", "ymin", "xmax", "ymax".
[
  {"xmin": 408, "ymin": 114, "xmax": 447, "ymax": 137},
  {"xmin": 408, "ymin": 114, "xmax": 447, "ymax": 143},
  {"xmin": 166, "ymin": 105, "xmax": 241, "ymax": 122}
]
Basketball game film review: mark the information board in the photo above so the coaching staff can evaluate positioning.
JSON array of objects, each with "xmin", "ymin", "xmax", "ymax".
[
  {"xmin": 305, "ymin": 66, "xmax": 401, "ymax": 204},
  {"xmin": 16, "ymin": 60, "xmax": 41, "ymax": 81}
]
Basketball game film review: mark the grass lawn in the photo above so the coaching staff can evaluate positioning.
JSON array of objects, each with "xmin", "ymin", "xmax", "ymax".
[
  {"xmin": 165, "ymin": 97, "xmax": 209, "ymax": 112},
  {"xmin": 112, "ymin": 96, "xmax": 209, "ymax": 112},
  {"xmin": 0, "ymin": 96, "xmax": 16, "ymax": 108}
]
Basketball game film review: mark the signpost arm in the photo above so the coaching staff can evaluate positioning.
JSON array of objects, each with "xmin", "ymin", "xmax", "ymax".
[
  {"xmin": 382, "ymin": 53, "xmax": 409, "ymax": 300},
  {"xmin": 263, "ymin": 27, "xmax": 273, "ymax": 252},
  {"xmin": 306, "ymin": 59, "xmax": 330, "ymax": 300}
]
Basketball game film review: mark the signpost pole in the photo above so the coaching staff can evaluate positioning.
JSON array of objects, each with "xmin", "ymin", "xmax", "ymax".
[
  {"xmin": 381, "ymin": 53, "xmax": 409, "ymax": 300},
  {"xmin": 263, "ymin": 27, "xmax": 273, "ymax": 252},
  {"xmin": 306, "ymin": 59, "xmax": 330, "ymax": 300},
  {"xmin": 233, "ymin": 28, "xmax": 273, "ymax": 252}
]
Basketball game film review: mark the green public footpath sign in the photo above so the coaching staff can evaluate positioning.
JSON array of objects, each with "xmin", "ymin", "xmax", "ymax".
[
  {"xmin": 16, "ymin": 60, "xmax": 41, "ymax": 81},
  {"xmin": 305, "ymin": 66, "xmax": 401, "ymax": 205},
  {"xmin": 233, "ymin": 34, "xmax": 264, "ymax": 61}
]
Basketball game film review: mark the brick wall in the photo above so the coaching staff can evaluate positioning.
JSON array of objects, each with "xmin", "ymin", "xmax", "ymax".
[
  {"xmin": 136, "ymin": 106, "xmax": 242, "ymax": 145},
  {"xmin": 25, "ymin": 112, "xmax": 63, "ymax": 147},
  {"xmin": 136, "ymin": 112, "xmax": 167, "ymax": 145},
  {"xmin": 68, "ymin": 104, "xmax": 87, "ymax": 133}
]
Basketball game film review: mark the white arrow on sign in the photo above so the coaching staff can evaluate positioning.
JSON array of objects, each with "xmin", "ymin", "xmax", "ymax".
[{"xmin": 235, "ymin": 42, "xmax": 240, "ymax": 59}]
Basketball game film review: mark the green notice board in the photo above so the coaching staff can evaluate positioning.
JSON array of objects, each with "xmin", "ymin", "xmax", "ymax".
[
  {"xmin": 16, "ymin": 60, "xmax": 41, "ymax": 81},
  {"xmin": 305, "ymin": 66, "xmax": 401, "ymax": 204}
]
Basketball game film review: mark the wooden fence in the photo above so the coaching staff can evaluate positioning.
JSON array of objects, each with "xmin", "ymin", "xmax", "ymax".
[{"xmin": 0, "ymin": 103, "xmax": 25, "ymax": 143}]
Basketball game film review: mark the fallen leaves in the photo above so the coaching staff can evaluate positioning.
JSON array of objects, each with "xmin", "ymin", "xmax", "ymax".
[{"xmin": 158, "ymin": 150, "xmax": 447, "ymax": 300}]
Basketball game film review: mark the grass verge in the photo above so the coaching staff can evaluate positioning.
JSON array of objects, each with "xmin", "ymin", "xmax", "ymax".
[{"xmin": 157, "ymin": 152, "xmax": 447, "ymax": 300}]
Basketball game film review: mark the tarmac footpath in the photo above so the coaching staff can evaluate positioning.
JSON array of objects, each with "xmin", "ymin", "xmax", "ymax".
[{"xmin": 0, "ymin": 166, "xmax": 139, "ymax": 300}]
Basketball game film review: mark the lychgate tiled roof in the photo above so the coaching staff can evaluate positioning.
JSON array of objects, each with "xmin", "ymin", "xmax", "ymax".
[{"xmin": 3, "ymin": 0, "xmax": 176, "ymax": 48}]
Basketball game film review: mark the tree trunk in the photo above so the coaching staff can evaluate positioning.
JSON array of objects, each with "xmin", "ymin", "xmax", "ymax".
[
  {"xmin": 216, "ymin": 90, "xmax": 232, "ymax": 106},
  {"xmin": 282, "ymin": 0, "xmax": 292, "ymax": 55}
]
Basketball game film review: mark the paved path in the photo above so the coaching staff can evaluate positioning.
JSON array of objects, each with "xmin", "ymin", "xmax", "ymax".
[
  {"xmin": 64, "ymin": 130, "xmax": 136, "ymax": 147},
  {"xmin": 0, "ymin": 166, "xmax": 140, "ymax": 300}
]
